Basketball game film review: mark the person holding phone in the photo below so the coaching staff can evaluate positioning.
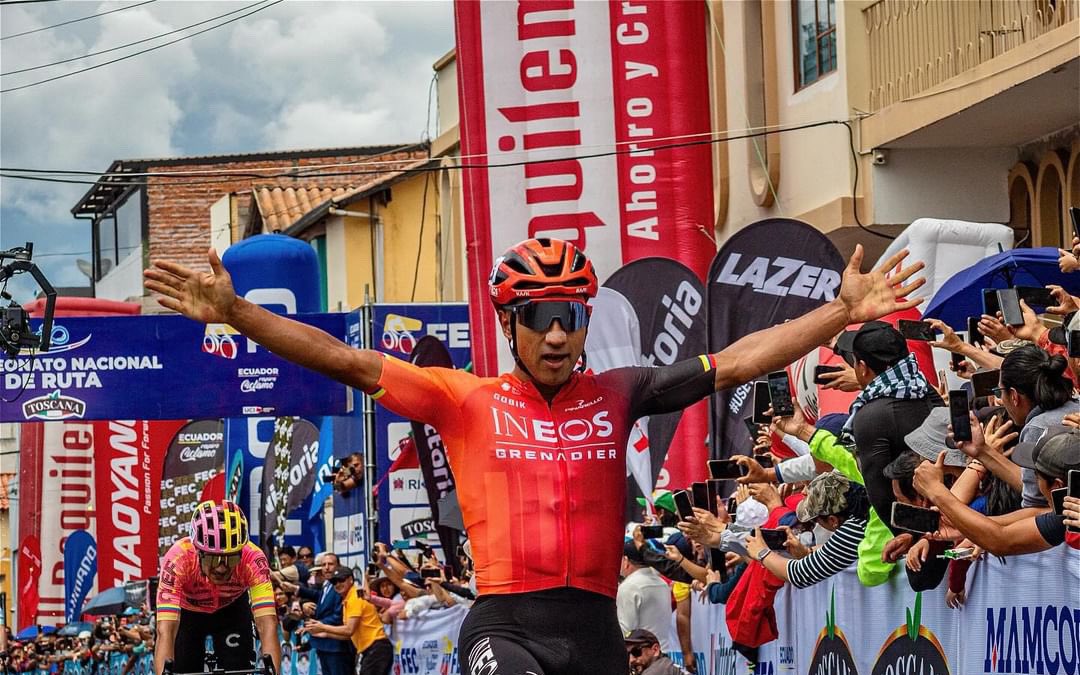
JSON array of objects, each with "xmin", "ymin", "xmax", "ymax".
[
  {"xmin": 914, "ymin": 427, "xmax": 1080, "ymax": 555},
  {"xmin": 745, "ymin": 473, "xmax": 869, "ymax": 589},
  {"xmin": 146, "ymin": 239, "xmax": 924, "ymax": 675}
]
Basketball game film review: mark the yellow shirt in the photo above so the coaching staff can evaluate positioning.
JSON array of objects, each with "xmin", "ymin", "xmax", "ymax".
[
  {"xmin": 343, "ymin": 589, "xmax": 387, "ymax": 653},
  {"xmin": 672, "ymin": 581, "xmax": 691, "ymax": 603}
]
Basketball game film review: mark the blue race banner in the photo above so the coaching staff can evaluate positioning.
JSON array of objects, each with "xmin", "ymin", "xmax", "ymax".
[
  {"xmin": 371, "ymin": 304, "xmax": 471, "ymax": 546},
  {"xmin": 63, "ymin": 530, "xmax": 97, "ymax": 623},
  {"xmin": 332, "ymin": 310, "xmax": 368, "ymax": 570},
  {"xmin": 1, "ymin": 314, "xmax": 349, "ymax": 422}
]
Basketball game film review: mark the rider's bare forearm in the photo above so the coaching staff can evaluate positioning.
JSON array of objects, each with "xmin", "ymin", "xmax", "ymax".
[
  {"xmin": 226, "ymin": 298, "xmax": 383, "ymax": 391},
  {"xmin": 254, "ymin": 614, "xmax": 282, "ymax": 673},
  {"xmin": 152, "ymin": 620, "xmax": 177, "ymax": 675},
  {"xmin": 714, "ymin": 299, "xmax": 849, "ymax": 390}
]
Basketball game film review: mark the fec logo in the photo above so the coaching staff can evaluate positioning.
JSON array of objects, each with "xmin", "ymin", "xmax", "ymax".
[
  {"xmin": 809, "ymin": 589, "xmax": 859, "ymax": 674},
  {"xmin": 871, "ymin": 594, "xmax": 950, "ymax": 675},
  {"xmin": 21, "ymin": 389, "xmax": 87, "ymax": 420}
]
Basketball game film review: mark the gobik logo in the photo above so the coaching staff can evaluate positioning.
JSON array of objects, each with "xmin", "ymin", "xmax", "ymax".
[
  {"xmin": 469, "ymin": 637, "xmax": 500, "ymax": 675},
  {"xmin": 871, "ymin": 594, "xmax": 950, "ymax": 675}
]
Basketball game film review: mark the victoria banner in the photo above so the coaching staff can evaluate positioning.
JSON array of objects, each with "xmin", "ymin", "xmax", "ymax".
[
  {"xmin": 586, "ymin": 258, "xmax": 708, "ymax": 506},
  {"xmin": 454, "ymin": 0, "xmax": 715, "ymax": 378},
  {"xmin": 707, "ymin": 219, "xmax": 846, "ymax": 460},
  {"xmin": 259, "ymin": 417, "xmax": 321, "ymax": 545},
  {"xmin": 1, "ymin": 313, "xmax": 349, "ymax": 422},
  {"xmin": 371, "ymin": 304, "xmax": 471, "ymax": 547}
]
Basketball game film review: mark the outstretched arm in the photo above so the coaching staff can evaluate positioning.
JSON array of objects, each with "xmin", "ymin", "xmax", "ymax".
[
  {"xmin": 145, "ymin": 248, "xmax": 383, "ymax": 391},
  {"xmin": 712, "ymin": 245, "xmax": 924, "ymax": 390}
]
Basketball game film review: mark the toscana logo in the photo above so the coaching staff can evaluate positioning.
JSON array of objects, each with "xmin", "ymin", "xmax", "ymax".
[
  {"xmin": 808, "ymin": 590, "xmax": 859, "ymax": 675},
  {"xmin": 871, "ymin": 594, "xmax": 950, "ymax": 675},
  {"xmin": 21, "ymin": 389, "xmax": 87, "ymax": 420}
]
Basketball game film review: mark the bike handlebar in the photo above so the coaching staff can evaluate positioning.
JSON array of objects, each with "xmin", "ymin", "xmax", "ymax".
[{"xmin": 160, "ymin": 654, "xmax": 275, "ymax": 675}]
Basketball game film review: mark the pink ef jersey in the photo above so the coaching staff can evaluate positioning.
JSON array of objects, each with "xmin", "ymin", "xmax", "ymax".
[{"xmin": 156, "ymin": 538, "xmax": 275, "ymax": 621}]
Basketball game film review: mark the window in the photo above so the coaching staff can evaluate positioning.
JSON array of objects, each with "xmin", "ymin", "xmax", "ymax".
[
  {"xmin": 93, "ymin": 187, "xmax": 144, "ymax": 281},
  {"xmin": 793, "ymin": 0, "xmax": 836, "ymax": 89}
]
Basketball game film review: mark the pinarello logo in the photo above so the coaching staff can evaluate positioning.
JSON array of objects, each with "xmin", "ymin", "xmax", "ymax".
[{"xmin": 21, "ymin": 389, "xmax": 86, "ymax": 420}]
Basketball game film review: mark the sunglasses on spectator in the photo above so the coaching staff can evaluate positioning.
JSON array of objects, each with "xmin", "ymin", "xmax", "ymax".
[
  {"xmin": 627, "ymin": 646, "xmax": 649, "ymax": 657},
  {"xmin": 512, "ymin": 300, "xmax": 590, "ymax": 332},
  {"xmin": 991, "ymin": 386, "xmax": 1005, "ymax": 397},
  {"xmin": 199, "ymin": 552, "xmax": 241, "ymax": 569}
]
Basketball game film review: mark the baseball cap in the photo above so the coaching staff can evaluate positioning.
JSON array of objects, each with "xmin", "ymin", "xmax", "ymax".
[
  {"xmin": 623, "ymin": 539, "xmax": 646, "ymax": 565},
  {"xmin": 1012, "ymin": 426, "xmax": 1080, "ymax": 480},
  {"xmin": 835, "ymin": 321, "xmax": 908, "ymax": 368},
  {"xmin": 624, "ymin": 629, "xmax": 660, "ymax": 646},
  {"xmin": 327, "ymin": 567, "xmax": 354, "ymax": 583},
  {"xmin": 903, "ymin": 407, "xmax": 967, "ymax": 467},
  {"xmin": 636, "ymin": 489, "xmax": 677, "ymax": 515},
  {"xmin": 797, "ymin": 472, "xmax": 851, "ymax": 522}
]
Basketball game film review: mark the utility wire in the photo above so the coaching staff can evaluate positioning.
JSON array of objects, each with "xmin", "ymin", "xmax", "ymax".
[
  {"xmin": 0, "ymin": 0, "xmax": 284, "ymax": 93},
  {"xmin": 1, "ymin": 0, "xmax": 157, "ymax": 41},
  {"xmin": 0, "ymin": 0, "xmax": 64, "ymax": 5},
  {"xmin": 2, "ymin": 0, "xmax": 265, "ymax": 75}
]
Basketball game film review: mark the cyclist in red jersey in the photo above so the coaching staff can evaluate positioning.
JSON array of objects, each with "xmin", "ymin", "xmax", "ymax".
[
  {"xmin": 146, "ymin": 238, "xmax": 923, "ymax": 675},
  {"xmin": 154, "ymin": 500, "xmax": 281, "ymax": 675}
]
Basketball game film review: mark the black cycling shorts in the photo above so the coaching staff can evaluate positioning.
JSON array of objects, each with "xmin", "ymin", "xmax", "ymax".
[
  {"xmin": 458, "ymin": 587, "xmax": 629, "ymax": 675},
  {"xmin": 173, "ymin": 593, "xmax": 256, "ymax": 671}
]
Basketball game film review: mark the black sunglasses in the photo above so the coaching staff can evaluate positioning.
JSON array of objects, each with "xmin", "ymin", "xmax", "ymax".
[
  {"xmin": 627, "ymin": 645, "xmax": 652, "ymax": 657},
  {"xmin": 513, "ymin": 300, "xmax": 590, "ymax": 333},
  {"xmin": 991, "ymin": 386, "xmax": 1005, "ymax": 397}
]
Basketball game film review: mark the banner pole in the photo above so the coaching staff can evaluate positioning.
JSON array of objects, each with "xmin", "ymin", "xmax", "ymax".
[{"xmin": 362, "ymin": 291, "xmax": 378, "ymax": 556}]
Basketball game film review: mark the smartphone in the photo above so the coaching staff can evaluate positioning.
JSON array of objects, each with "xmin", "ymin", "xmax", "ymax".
[
  {"xmin": 455, "ymin": 545, "xmax": 467, "ymax": 559},
  {"xmin": 1016, "ymin": 286, "xmax": 1056, "ymax": 308},
  {"xmin": 950, "ymin": 352, "xmax": 967, "ymax": 371},
  {"xmin": 727, "ymin": 496, "xmax": 737, "ymax": 516},
  {"xmin": 1051, "ymin": 487, "xmax": 1067, "ymax": 516},
  {"xmin": 971, "ymin": 368, "xmax": 1000, "ymax": 398},
  {"xmin": 1068, "ymin": 470, "xmax": 1080, "ymax": 533},
  {"xmin": 755, "ymin": 454, "xmax": 775, "ymax": 469},
  {"xmin": 708, "ymin": 459, "xmax": 746, "ymax": 480},
  {"xmin": 1069, "ymin": 206, "xmax": 1080, "ymax": 242},
  {"xmin": 691, "ymin": 481, "xmax": 710, "ymax": 510},
  {"xmin": 1067, "ymin": 330, "xmax": 1080, "ymax": 358},
  {"xmin": 760, "ymin": 528, "xmax": 788, "ymax": 550},
  {"xmin": 766, "ymin": 371, "xmax": 795, "ymax": 417},
  {"xmin": 672, "ymin": 490, "xmax": 694, "ymax": 521},
  {"xmin": 366, "ymin": 563, "xmax": 378, "ymax": 577},
  {"xmin": 967, "ymin": 316, "xmax": 985, "ymax": 346},
  {"xmin": 813, "ymin": 364, "xmax": 844, "ymax": 385},
  {"xmin": 949, "ymin": 389, "xmax": 972, "ymax": 442},
  {"xmin": 708, "ymin": 548, "xmax": 729, "ymax": 582},
  {"xmin": 640, "ymin": 525, "xmax": 664, "ymax": 540},
  {"xmin": 707, "ymin": 479, "xmax": 724, "ymax": 515},
  {"xmin": 898, "ymin": 319, "xmax": 937, "ymax": 341},
  {"xmin": 742, "ymin": 415, "xmax": 760, "ymax": 441},
  {"xmin": 751, "ymin": 381, "xmax": 772, "ymax": 425},
  {"xmin": 420, "ymin": 568, "xmax": 442, "ymax": 579},
  {"xmin": 982, "ymin": 289, "xmax": 1000, "ymax": 316},
  {"xmin": 891, "ymin": 502, "xmax": 941, "ymax": 534},
  {"xmin": 997, "ymin": 289, "xmax": 1024, "ymax": 326}
]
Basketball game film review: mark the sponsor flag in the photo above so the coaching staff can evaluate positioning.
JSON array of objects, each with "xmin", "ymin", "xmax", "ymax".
[
  {"xmin": 158, "ymin": 420, "xmax": 226, "ymax": 558},
  {"xmin": 408, "ymin": 336, "xmax": 462, "ymax": 575},
  {"xmin": 586, "ymin": 258, "xmax": 708, "ymax": 505},
  {"xmin": 63, "ymin": 530, "xmax": 97, "ymax": 623},
  {"xmin": 454, "ymin": 0, "xmax": 715, "ymax": 378},
  {"xmin": 17, "ymin": 535, "xmax": 41, "ymax": 629},
  {"xmin": 94, "ymin": 420, "xmax": 185, "ymax": 589},
  {"xmin": 706, "ymin": 219, "xmax": 846, "ymax": 460},
  {"xmin": 260, "ymin": 418, "xmax": 320, "ymax": 545}
]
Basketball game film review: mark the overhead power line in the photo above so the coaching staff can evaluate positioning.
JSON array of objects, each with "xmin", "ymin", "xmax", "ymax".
[
  {"xmin": 0, "ymin": 0, "xmax": 64, "ymax": 5},
  {"xmin": 2, "ymin": 0, "xmax": 267, "ymax": 75},
  {"xmin": 1, "ymin": 0, "xmax": 157, "ymax": 41},
  {"xmin": 0, "ymin": 0, "xmax": 284, "ymax": 94}
]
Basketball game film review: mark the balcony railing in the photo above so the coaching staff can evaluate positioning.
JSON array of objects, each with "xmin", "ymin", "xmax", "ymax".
[{"xmin": 863, "ymin": 0, "xmax": 1078, "ymax": 111}]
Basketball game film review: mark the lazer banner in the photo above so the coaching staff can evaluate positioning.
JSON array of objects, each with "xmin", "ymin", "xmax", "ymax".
[
  {"xmin": 93, "ymin": 419, "xmax": 185, "ymax": 589},
  {"xmin": 454, "ymin": 0, "xmax": 715, "ymax": 377},
  {"xmin": 157, "ymin": 419, "xmax": 225, "ymax": 558},
  {"xmin": 63, "ymin": 530, "xmax": 97, "ymax": 623},
  {"xmin": 586, "ymin": 258, "xmax": 708, "ymax": 502},
  {"xmin": 707, "ymin": 219, "xmax": 845, "ymax": 460},
  {"xmin": 0, "ymin": 313, "xmax": 348, "ymax": 422},
  {"xmin": 408, "ymin": 336, "xmax": 462, "ymax": 575},
  {"xmin": 371, "ymin": 304, "xmax": 471, "ymax": 546}
]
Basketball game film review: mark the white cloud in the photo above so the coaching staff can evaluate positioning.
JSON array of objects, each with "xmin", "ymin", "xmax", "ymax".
[{"xmin": 263, "ymin": 99, "xmax": 391, "ymax": 149}]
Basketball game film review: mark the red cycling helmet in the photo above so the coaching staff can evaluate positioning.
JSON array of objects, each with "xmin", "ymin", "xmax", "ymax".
[{"xmin": 488, "ymin": 238, "xmax": 598, "ymax": 308}]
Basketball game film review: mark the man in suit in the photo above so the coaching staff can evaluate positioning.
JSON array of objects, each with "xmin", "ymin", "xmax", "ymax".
[{"xmin": 297, "ymin": 552, "xmax": 354, "ymax": 675}]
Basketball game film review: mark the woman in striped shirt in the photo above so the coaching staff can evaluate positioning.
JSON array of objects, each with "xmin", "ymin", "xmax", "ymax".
[{"xmin": 744, "ymin": 473, "xmax": 870, "ymax": 589}]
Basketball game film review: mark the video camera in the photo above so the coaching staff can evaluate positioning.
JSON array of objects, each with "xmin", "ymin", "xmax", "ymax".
[{"xmin": 0, "ymin": 242, "xmax": 56, "ymax": 359}]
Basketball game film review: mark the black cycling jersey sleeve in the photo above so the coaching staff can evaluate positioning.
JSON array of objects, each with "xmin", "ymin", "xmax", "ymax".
[{"xmin": 625, "ymin": 356, "xmax": 716, "ymax": 420}]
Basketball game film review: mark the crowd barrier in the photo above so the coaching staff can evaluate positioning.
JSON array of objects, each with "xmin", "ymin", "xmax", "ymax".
[{"xmin": 22, "ymin": 652, "xmax": 154, "ymax": 675}]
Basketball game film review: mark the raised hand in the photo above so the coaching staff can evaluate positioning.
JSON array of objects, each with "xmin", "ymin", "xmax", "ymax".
[
  {"xmin": 1046, "ymin": 285, "xmax": 1080, "ymax": 315},
  {"xmin": 838, "ymin": 245, "xmax": 925, "ymax": 324},
  {"xmin": 144, "ymin": 248, "xmax": 237, "ymax": 324}
]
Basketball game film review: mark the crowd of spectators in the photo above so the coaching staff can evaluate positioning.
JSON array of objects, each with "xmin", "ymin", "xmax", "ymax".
[
  {"xmin": 1, "ymin": 610, "xmax": 155, "ymax": 674},
  {"xmin": 615, "ymin": 236, "xmax": 1080, "ymax": 673}
]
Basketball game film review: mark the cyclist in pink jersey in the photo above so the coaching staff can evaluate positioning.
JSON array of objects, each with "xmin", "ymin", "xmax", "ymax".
[
  {"xmin": 146, "ymin": 239, "xmax": 923, "ymax": 674},
  {"xmin": 154, "ymin": 500, "xmax": 281, "ymax": 675}
]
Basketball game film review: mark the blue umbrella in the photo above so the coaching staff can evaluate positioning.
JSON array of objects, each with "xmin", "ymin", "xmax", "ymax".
[
  {"xmin": 15, "ymin": 625, "xmax": 55, "ymax": 640},
  {"xmin": 923, "ymin": 247, "xmax": 1079, "ymax": 329},
  {"xmin": 80, "ymin": 585, "xmax": 130, "ymax": 616},
  {"xmin": 57, "ymin": 621, "xmax": 93, "ymax": 637}
]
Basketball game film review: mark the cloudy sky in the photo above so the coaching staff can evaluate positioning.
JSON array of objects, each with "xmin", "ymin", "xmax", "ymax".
[{"xmin": 0, "ymin": 0, "xmax": 454, "ymax": 300}]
